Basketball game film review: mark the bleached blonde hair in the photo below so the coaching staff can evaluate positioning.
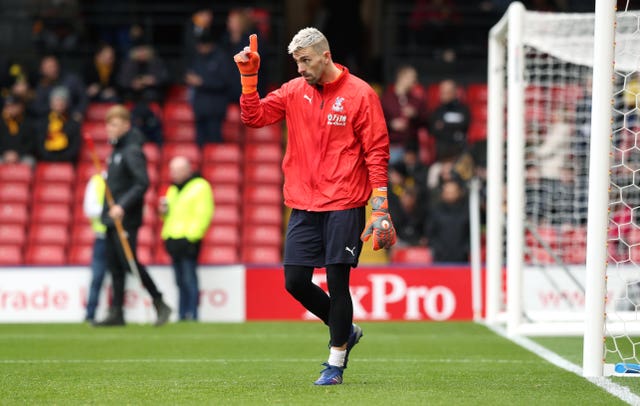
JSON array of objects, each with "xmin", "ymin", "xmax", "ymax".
[{"xmin": 287, "ymin": 27, "xmax": 330, "ymax": 55}]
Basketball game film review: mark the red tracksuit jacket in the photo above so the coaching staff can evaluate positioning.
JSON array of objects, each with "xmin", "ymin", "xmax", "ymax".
[{"xmin": 240, "ymin": 65, "xmax": 389, "ymax": 211}]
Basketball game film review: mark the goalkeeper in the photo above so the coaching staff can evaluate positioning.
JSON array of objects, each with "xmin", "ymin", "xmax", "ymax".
[{"xmin": 234, "ymin": 27, "xmax": 395, "ymax": 386}]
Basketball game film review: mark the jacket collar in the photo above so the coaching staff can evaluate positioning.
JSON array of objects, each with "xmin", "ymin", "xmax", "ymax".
[{"xmin": 312, "ymin": 63, "xmax": 349, "ymax": 92}]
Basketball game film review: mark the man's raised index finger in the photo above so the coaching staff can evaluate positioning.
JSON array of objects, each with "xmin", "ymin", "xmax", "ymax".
[{"xmin": 249, "ymin": 34, "xmax": 258, "ymax": 53}]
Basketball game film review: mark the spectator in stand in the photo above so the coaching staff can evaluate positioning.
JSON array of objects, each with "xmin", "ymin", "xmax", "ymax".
[
  {"xmin": 220, "ymin": 8, "xmax": 257, "ymax": 98},
  {"xmin": 1, "ymin": 61, "xmax": 34, "ymax": 103},
  {"xmin": 530, "ymin": 109, "xmax": 574, "ymax": 225},
  {"xmin": 84, "ymin": 43, "xmax": 120, "ymax": 103},
  {"xmin": 401, "ymin": 142, "xmax": 429, "ymax": 203},
  {"xmin": 426, "ymin": 179, "xmax": 470, "ymax": 263},
  {"xmin": 407, "ymin": 0, "xmax": 461, "ymax": 62},
  {"xmin": 428, "ymin": 79, "xmax": 470, "ymax": 161},
  {"xmin": 30, "ymin": 0, "xmax": 83, "ymax": 57},
  {"xmin": 11, "ymin": 76, "xmax": 36, "ymax": 113},
  {"xmin": 130, "ymin": 102, "xmax": 163, "ymax": 145},
  {"xmin": 0, "ymin": 96, "xmax": 36, "ymax": 166},
  {"xmin": 388, "ymin": 184, "xmax": 427, "ymax": 248},
  {"xmin": 118, "ymin": 39, "xmax": 170, "ymax": 104},
  {"xmin": 32, "ymin": 55, "xmax": 87, "ymax": 122},
  {"xmin": 380, "ymin": 65, "xmax": 427, "ymax": 163},
  {"xmin": 34, "ymin": 86, "xmax": 80, "ymax": 162},
  {"xmin": 221, "ymin": 8, "xmax": 254, "ymax": 56},
  {"xmin": 83, "ymin": 172, "xmax": 108, "ymax": 324},
  {"xmin": 185, "ymin": 29, "xmax": 236, "ymax": 145},
  {"xmin": 183, "ymin": 7, "xmax": 214, "ymax": 69},
  {"xmin": 160, "ymin": 156, "xmax": 214, "ymax": 321},
  {"xmin": 387, "ymin": 155, "xmax": 429, "ymax": 248},
  {"xmin": 427, "ymin": 151, "xmax": 474, "ymax": 206}
]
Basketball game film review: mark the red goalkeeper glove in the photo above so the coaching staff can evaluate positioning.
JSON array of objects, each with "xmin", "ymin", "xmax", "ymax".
[
  {"xmin": 360, "ymin": 187, "xmax": 397, "ymax": 250},
  {"xmin": 233, "ymin": 34, "xmax": 260, "ymax": 94}
]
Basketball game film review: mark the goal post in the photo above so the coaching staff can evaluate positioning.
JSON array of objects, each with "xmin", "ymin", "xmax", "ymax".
[
  {"xmin": 582, "ymin": 0, "xmax": 616, "ymax": 378},
  {"xmin": 486, "ymin": 0, "xmax": 640, "ymax": 377}
]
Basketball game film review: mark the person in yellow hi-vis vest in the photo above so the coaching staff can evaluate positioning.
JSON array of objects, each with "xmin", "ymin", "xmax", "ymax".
[
  {"xmin": 160, "ymin": 156, "xmax": 214, "ymax": 321},
  {"xmin": 83, "ymin": 172, "xmax": 107, "ymax": 323}
]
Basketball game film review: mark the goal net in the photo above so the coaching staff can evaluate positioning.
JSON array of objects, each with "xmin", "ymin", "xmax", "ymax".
[{"xmin": 485, "ymin": 0, "xmax": 640, "ymax": 356}]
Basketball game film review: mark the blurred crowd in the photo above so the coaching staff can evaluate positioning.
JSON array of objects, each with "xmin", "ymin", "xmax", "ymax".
[
  {"xmin": 0, "ymin": 6, "xmax": 269, "ymax": 165},
  {"xmin": 0, "ymin": 3, "xmax": 489, "ymax": 264},
  {"xmin": 380, "ymin": 65, "xmax": 486, "ymax": 262}
]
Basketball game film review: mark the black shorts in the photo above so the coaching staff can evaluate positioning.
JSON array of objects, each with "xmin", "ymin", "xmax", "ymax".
[{"xmin": 283, "ymin": 207, "xmax": 366, "ymax": 268}]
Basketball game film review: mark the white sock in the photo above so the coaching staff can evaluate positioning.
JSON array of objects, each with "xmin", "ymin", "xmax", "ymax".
[{"xmin": 328, "ymin": 348, "xmax": 347, "ymax": 368}]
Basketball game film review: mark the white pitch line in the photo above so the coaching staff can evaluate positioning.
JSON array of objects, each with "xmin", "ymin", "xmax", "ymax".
[
  {"xmin": 0, "ymin": 357, "xmax": 540, "ymax": 365},
  {"xmin": 484, "ymin": 323, "xmax": 640, "ymax": 406}
]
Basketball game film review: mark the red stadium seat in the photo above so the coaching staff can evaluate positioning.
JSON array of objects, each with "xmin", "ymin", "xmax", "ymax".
[
  {"xmin": 73, "ymin": 202, "xmax": 91, "ymax": 225},
  {"xmin": 0, "ymin": 163, "xmax": 32, "ymax": 184},
  {"xmin": 244, "ymin": 162, "xmax": 282, "ymax": 184},
  {"xmin": 71, "ymin": 224, "xmax": 96, "ymax": 246},
  {"xmin": 203, "ymin": 225, "xmax": 240, "ymax": 246},
  {"xmin": 468, "ymin": 121, "xmax": 487, "ymax": 143},
  {"xmin": 32, "ymin": 203, "xmax": 72, "ymax": 224},
  {"xmin": 226, "ymin": 103, "xmax": 241, "ymax": 123},
  {"xmin": 0, "ymin": 224, "xmax": 26, "ymax": 245},
  {"xmin": 82, "ymin": 121, "xmax": 109, "ymax": 142},
  {"xmin": 167, "ymin": 85, "xmax": 189, "ymax": 102},
  {"xmin": 526, "ymin": 246, "xmax": 555, "ymax": 265},
  {"xmin": 201, "ymin": 163, "xmax": 242, "ymax": 185},
  {"xmin": 465, "ymin": 83, "xmax": 488, "ymax": 105},
  {"xmin": 242, "ymin": 224, "xmax": 282, "ymax": 246},
  {"xmin": 211, "ymin": 184, "xmax": 241, "ymax": 205},
  {"xmin": 222, "ymin": 120, "xmax": 243, "ymax": 143},
  {"xmin": 154, "ymin": 241, "xmax": 171, "ymax": 265},
  {"xmin": 244, "ymin": 124, "xmax": 282, "ymax": 143},
  {"xmin": 138, "ymin": 224, "xmax": 155, "ymax": 248},
  {"xmin": 164, "ymin": 122, "xmax": 196, "ymax": 143},
  {"xmin": 526, "ymin": 226, "xmax": 559, "ymax": 250},
  {"xmin": 143, "ymin": 143, "xmax": 161, "ymax": 164},
  {"xmin": 0, "ymin": 203, "xmax": 28, "ymax": 224},
  {"xmin": 243, "ymin": 204, "xmax": 283, "ymax": 226},
  {"xmin": 418, "ymin": 128, "xmax": 436, "ymax": 165},
  {"xmin": 163, "ymin": 101, "xmax": 194, "ymax": 123},
  {"xmin": 241, "ymin": 246, "xmax": 282, "ymax": 264},
  {"xmin": 35, "ymin": 162, "xmax": 75, "ymax": 184},
  {"xmin": 68, "ymin": 244, "xmax": 93, "ymax": 265},
  {"xmin": 0, "ymin": 244, "xmax": 23, "ymax": 265},
  {"xmin": 147, "ymin": 163, "xmax": 159, "ymax": 186},
  {"xmin": 211, "ymin": 204, "xmax": 241, "ymax": 226},
  {"xmin": 470, "ymin": 104, "xmax": 487, "ymax": 123},
  {"xmin": 77, "ymin": 161, "xmax": 100, "ymax": 184},
  {"xmin": 32, "ymin": 182, "xmax": 73, "ymax": 205},
  {"xmin": 29, "ymin": 223, "xmax": 70, "ymax": 245},
  {"xmin": 143, "ymin": 203, "xmax": 158, "ymax": 227},
  {"xmin": 137, "ymin": 245, "xmax": 153, "ymax": 264},
  {"xmin": 244, "ymin": 143, "xmax": 282, "ymax": 163},
  {"xmin": 562, "ymin": 246, "xmax": 586, "ymax": 265},
  {"xmin": 199, "ymin": 245, "xmax": 239, "ymax": 264},
  {"xmin": 80, "ymin": 142, "xmax": 111, "ymax": 162},
  {"xmin": 144, "ymin": 187, "xmax": 158, "ymax": 205},
  {"xmin": 243, "ymin": 184, "xmax": 282, "ymax": 205},
  {"xmin": 391, "ymin": 247, "xmax": 433, "ymax": 264},
  {"xmin": 202, "ymin": 143, "xmax": 242, "ymax": 163},
  {"xmin": 85, "ymin": 102, "xmax": 117, "ymax": 121},
  {"xmin": 561, "ymin": 225, "xmax": 587, "ymax": 265},
  {"xmin": 0, "ymin": 182, "xmax": 30, "ymax": 204},
  {"xmin": 25, "ymin": 244, "xmax": 66, "ymax": 265},
  {"xmin": 162, "ymin": 143, "xmax": 202, "ymax": 166}
]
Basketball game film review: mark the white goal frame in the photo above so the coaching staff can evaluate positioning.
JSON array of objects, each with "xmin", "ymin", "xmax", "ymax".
[{"xmin": 486, "ymin": 0, "xmax": 640, "ymax": 377}]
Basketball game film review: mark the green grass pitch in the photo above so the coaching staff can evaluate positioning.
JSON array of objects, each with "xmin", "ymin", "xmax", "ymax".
[{"xmin": 0, "ymin": 322, "xmax": 634, "ymax": 405}]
